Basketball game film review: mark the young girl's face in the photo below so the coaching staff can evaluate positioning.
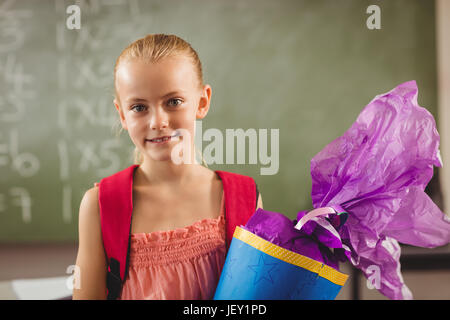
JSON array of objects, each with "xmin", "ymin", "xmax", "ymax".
[{"xmin": 114, "ymin": 56, "xmax": 211, "ymax": 163}]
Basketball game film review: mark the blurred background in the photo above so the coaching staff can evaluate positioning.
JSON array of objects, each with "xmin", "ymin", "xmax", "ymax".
[{"xmin": 0, "ymin": 0, "xmax": 449, "ymax": 300}]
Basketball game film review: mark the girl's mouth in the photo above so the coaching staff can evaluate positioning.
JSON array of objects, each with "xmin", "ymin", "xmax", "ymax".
[{"xmin": 146, "ymin": 132, "xmax": 181, "ymax": 144}]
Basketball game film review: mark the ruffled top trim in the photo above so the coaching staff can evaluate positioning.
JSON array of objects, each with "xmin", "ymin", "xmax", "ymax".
[{"xmin": 127, "ymin": 191, "xmax": 226, "ymax": 267}]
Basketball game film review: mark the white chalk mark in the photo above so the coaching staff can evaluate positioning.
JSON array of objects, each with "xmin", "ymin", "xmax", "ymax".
[
  {"xmin": 73, "ymin": 59, "xmax": 102, "ymax": 89},
  {"xmin": 128, "ymin": 0, "xmax": 140, "ymax": 18},
  {"xmin": 56, "ymin": 24, "xmax": 66, "ymax": 52},
  {"xmin": 76, "ymin": 0, "xmax": 100, "ymax": 15},
  {"xmin": 0, "ymin": 91, "xmax": 25, "ymax": 122},
  {"xmin": 0, "ymin": 132, "xmax": 9, "ymax": 167},
  {"xmin": 62, "ymin": 184, "xmax": 72, "ymax": 224},
  {"xmin": 0, "ymin": 0, "xmax": 32, "ymax": 52},
  {"xmin": 12, "ymin": 152, "xmax": 40, "ymax": 177},
  {"xmin": 57, "ymin": 139, "xmax": 70, "ymax": 180},
  {"xmin": 73, "ymin": 59, "xmax": 111, "ymax": 89},
  {"xmin": 0, "ymin": 54, "xmax": 36, "ymax": 122},
  {"xmin": 57, "ymin": 97, "xmax": 115, "ymax": 130},
  {"xmin": 54, "ymin": 0, "xmax": 64, "ymax": 14},
  {"xmin": 74, "ymin": 97, "xmax": 97, "ymax": 127},
  {"xmin": 57, "ymin": 100, "xmax": 68, "ymax": 129},
  {"xmin": 3, "ymin": 55, "xmax": 35, "ymax": 96},
  {"xmin": 10, "ymin": 187, "xmax": 32, "ymax": 223},
  {"xmin": 9, "ymin": 130, "xmax": 40, "ymax": 177},
  {"xmin": 57, "ymin": 57, "xmax": 67, "ymax": 90},
  {"xmin": 77, "ymin": 141, "xmax": 101, "ymax": 172},
  {"xmin": 98, "ymin": 139, "xmax": 121, "ymax": 177},
  {"xmin": 9, "ymin": 128, "xmax": 20, "ymax": 155},
  {"xmin": 0, "ymin": 0, "xmax": 16, "ymax": 12},
  {"xmin": 0, "ymin": 155, "xmax": 7, "ymax": 167},
  {"xmin": 0, "ymin": 193, "xmax": 5, "ymax": 212},
  {"xmin": 100, "ymin": 0, "xmax": 126, "ymax": 6},
  {"xmin": 0, "ymin": 0, "xmax": 32, "ymax": 17},
  {"xmin": 0, "ymin": 27, "xmax": 24, "ymax": 52},
  {"xmin": 74, "ymin": 25, "xmax": 106, "ymax": 52}
]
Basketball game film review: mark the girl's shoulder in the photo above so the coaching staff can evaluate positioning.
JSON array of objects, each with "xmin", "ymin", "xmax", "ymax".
[
  {"xmin": 197, "ymin": 166, "xmax": 223, "ymax": 191},
  {"xmin": 78, "ymin": 186, "xmax": 101, "ymax": 231},
  {"xmin": 82, "ymin": 186, "xmax": 99, "ymax": 210}
]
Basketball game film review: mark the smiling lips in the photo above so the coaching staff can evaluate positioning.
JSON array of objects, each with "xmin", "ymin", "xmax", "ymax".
[
  {"xmin": 148, "ymin": 136, "xmax": 171, "ymax": 143},
  {"xmin": 146, "ymin": 132, "xmax": 180, "ymax": 143}
]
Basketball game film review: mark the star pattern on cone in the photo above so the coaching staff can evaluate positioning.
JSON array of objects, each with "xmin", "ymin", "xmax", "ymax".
[
  {"xmin": 247, "ymin": 255, "xmax": 278, "ymax": 286},
  {"xmin": 223, "ymin": 257, "xmax": 237, "ymax": 280}
]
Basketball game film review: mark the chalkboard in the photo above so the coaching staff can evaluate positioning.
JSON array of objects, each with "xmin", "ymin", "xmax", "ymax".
[{"xmin": 0, "ymin": 0, "xmax": 439, "ymax": 243}]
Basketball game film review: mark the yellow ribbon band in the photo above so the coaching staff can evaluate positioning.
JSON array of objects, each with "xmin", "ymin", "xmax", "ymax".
[{"xmin": 233, "ymin": 226, "xmax": 349, "ymax": 286}]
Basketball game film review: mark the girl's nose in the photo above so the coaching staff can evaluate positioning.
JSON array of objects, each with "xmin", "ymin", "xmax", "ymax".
[{"xmin": 150, "ymin": 110, "xmax": 169, "ymax": 130}]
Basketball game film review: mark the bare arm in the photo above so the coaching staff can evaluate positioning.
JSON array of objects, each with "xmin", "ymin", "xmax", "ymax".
[
  {"xmin": 72, "ymin": 186, "xmax": 108, "ymax": 300},
  {"xmin": 257, "ymin": 193, "xmax": 263, "ymax": 210}
]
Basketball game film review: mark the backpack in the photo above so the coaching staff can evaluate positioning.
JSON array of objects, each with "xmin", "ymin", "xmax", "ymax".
[{"xmin": 98, "ymin": 164, "xmax": 259, "ymax": 300}]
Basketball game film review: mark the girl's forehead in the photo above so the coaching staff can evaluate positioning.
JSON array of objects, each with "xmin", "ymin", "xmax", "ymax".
[{"xmin": 116, "ymin": 56, "xmax": 198, "ymax": 96}]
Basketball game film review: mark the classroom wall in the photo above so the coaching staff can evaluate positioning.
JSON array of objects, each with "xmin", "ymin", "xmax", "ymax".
[{"xmin": 0, "ymin": 0, "xmax": 442, "ymax": 244}]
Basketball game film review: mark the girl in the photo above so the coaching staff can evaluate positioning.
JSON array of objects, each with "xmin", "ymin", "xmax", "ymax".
[{"xmin": 73, "ymin": 34, "xmax": 263, "ymax": 300}]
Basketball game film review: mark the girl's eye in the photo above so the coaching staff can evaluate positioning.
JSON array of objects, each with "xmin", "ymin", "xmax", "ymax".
[
  {"xmin": 131, "ymin": 104, "xmax": 146, "ymax": 113},
  {"xmin": 167, "ymin": 98, "xmax": 182, "ymax": 107}
]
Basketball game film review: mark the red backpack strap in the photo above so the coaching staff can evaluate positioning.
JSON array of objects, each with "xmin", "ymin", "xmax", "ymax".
[
  {"xmin": 98, "ymin": 164, "xmax": 139, "ymax": 300},
  {"xmin": 215, "ymin": 171, "xmax": 259, "ymax": 251}
]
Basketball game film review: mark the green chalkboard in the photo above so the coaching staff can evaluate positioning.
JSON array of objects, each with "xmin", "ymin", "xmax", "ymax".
[{"xmin": 0, "ymin": 0, "xmax": 438, "ymax": 243}]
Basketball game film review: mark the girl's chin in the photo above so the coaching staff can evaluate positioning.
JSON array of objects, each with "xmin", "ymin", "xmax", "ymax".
[
  {"xmin": 145, "ymin": 153, "xmax": 174, "ymax": 162},
  {"xmin": 142, "ymin": 150, "xmax": 195, "ymax": 165}
]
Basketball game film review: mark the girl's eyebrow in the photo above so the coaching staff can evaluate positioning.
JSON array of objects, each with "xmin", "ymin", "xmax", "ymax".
[
  {"xmin": 127, "ymin": 98, "xmax": 148, "ymax": 103},
  {"xmin": 126, "ymin": 91, "xmax": 185, "ymax": 103}
]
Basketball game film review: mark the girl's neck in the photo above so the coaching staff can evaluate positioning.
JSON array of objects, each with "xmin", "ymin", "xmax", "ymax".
[{"xmin": 136, "ymin": 156, "xmax": 204, "ymax": 187}]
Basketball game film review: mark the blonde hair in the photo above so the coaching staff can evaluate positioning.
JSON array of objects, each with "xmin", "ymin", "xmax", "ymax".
[{"xmin": 113, "ymin": 34, "xmax": 207, "ymax": 167}]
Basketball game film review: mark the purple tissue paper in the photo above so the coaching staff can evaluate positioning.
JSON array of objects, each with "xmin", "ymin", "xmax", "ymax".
[{"xmin": 244, "ymin": 81, "xmax": 450, "ymax": 300}]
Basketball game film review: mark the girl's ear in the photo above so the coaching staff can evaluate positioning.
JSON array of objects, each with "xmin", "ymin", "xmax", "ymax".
[
  {"xmin": 114, "ymin": 99, "xmax": 128, "ymax": 130},
  {"xmin": 196, "ymin": 85, "xmax": 212, "ymax": 120}
]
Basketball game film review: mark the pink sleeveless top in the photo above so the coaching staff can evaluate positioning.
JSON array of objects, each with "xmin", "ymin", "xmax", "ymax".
[{"xmin": 118, "ymin": 191, "xmax": 226, "ymax": 300}]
